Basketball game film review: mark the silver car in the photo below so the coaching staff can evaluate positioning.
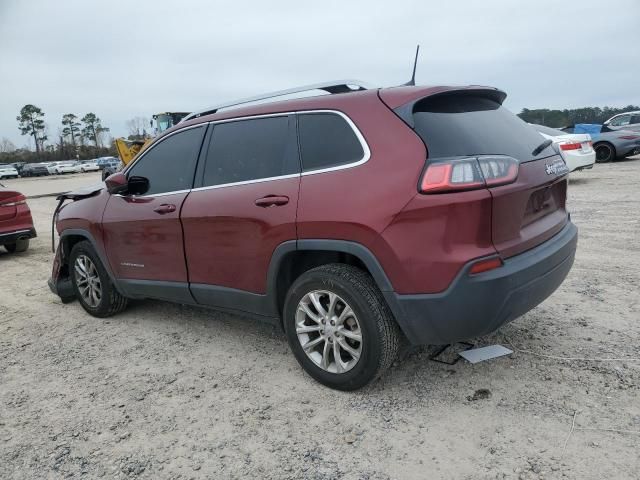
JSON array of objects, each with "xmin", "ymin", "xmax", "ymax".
[
  {"xmin": 561, "ymin": 124, "xmax": 640, "ymax": 163},
  {"xmin": 603, "ymin": 111, "xmax": 640, "ymax": 132}
]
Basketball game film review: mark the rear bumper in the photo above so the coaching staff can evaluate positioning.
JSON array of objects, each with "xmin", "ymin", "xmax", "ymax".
[
  {"xmin": 0, "ymin": 227, "xmax": 37, "ymax": 246},
  {"xmin": 384, "ymin": 221, "xmax": 577, "ymax": 345}
]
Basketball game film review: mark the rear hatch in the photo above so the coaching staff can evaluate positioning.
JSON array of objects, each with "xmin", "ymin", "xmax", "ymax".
[{"xmin": 405, "ymin": 90, "xmax": 569, "ymax": 258}]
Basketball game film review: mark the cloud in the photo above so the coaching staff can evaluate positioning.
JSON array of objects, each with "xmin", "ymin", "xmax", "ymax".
[{"xmin": 1, "ymin": 0, "xmax": 638, "ymax": 146}]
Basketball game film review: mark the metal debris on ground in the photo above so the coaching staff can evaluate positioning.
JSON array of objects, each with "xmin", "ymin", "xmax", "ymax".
[{"xmin": 459, "ymin": 345, "xmax": 513, "ymax": 364}]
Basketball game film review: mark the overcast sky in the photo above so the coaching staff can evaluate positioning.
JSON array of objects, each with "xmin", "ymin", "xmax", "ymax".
[{"xmin": 1, "ymin": 0, "xmax": 638, "ymax": 148}]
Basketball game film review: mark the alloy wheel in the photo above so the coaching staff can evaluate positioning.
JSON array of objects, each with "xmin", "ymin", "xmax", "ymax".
[
  {"xmin": 74, "ymin": 254, "xmax": 102, "ymax": 307},
  {"xmin": 295, "ymin": 290, "xmax": 363, "ymax": 374}
]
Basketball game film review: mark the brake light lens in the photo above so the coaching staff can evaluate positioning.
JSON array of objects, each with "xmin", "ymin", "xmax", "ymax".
[
  {"xmin": 420, "ymin": 156, "xmax": 518, "ymax": 193},
  {"xmin": 618, "ymin": 135, "xmax": 640, "ymax": 140},
  {"xmin": 560, "ymin": 142, "xmax": 582, "ymax": 151},
  {"xmin": 0, "ymin": 193, "xmax": 27, "ymax": 207}
]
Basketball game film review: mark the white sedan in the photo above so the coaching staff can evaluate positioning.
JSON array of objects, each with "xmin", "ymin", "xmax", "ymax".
[
  {"xmin": 79, "ymin": 161, "xmax": 100, "ymax": 172},
  {"xmin": 0, "ymin": 165, "xmax": 20, "ymax": 179},
  {"xmin": 52, "ymin": 161, "xmax": 82, "ymax": 175},
  {"xmin": 531, "ymin": 124, "xmax": 595, "ymax": 172}
]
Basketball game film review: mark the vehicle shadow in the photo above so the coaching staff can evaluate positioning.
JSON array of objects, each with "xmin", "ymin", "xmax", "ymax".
[{"xmin": 118, "ymin": 297, "xmax": 534, "ymax": 394}]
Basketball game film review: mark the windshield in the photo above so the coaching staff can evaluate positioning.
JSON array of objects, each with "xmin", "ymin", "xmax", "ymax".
[
  {"xmin": 412, "ymin": 93, "xmax": 556, "ymax": 162},
  {"xmin": 155, "ymin": 114, "xmax": 173, "ymax": 133}
]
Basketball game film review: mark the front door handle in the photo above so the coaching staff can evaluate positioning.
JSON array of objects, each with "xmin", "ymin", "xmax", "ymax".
[
  {"xmin": 153, "ymin": 203, "xmax": 176, "ymax": 214},
  {"xmin": 255, "ymin": 195, "xmax": 289, "ymax": 207}
]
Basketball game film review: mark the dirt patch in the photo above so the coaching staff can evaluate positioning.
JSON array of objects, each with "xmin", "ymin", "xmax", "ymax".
[{"xmin": 1, "ymin": 160, "xmax": 639, "ymax": 479}]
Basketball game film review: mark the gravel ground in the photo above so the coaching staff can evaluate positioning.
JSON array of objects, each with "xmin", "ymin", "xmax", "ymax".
[{"xmin": 1, "ymin": 160, "xmax": 639, "ymax": 479}]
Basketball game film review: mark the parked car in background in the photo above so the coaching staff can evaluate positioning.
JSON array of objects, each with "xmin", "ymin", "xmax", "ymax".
[
  {"xmin": 79, "ymin": 160, "xmax": 100, "ymax": 172},
  {"xmin": 11, "ymin": 162, "xmax": 26, "ymax": 175},
  {"xmin": 603, "ymin": 111, "xmax": 640, "ymax": 132},
  {"xmin": 96, "ymin": 157, "xmax": 119, "ymax": 170},
  {"xmin": 561, "ymin": 124, "xmax": 640, "ymax": 162},
  {"xmin": 0, "ymin": 164, "xmax": 20, "ymax": 179},
  {"xmin": 101, "ymin": 160, "xmax": 123, "ymax": 180},
  {"xmin": 531, "ymin": 124, "xmax": 595, "ymax": 172},
  {"xmin": 21, "ymin": 163, "xmax": 50, "ymax": 177},
  {"xmin": 52, "ymin": 161, "xmax": 82, "ymax": 175},
  {"xmin": 0, "ymin": 182, "xmax": 36, "ymax": 253},
  {"xmin": 50, "ymin": 82, "xmax": 577, "ymax": 390},
  {"xmin": 46, "ymin": 162, "xmax": 61, "ymax": 174}
]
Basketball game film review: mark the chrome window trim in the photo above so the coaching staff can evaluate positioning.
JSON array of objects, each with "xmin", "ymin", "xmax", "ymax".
[
  {"xmin": 120, "ymin": 109, "xmax": 370, "ymax": 197},
  {"xmin": 114, "ymin": 189, "xmax": 191, "ymax": 199},
  {"xmin": 296, "ymin": 109, "xmax": 371, "ymax": 176},
  {"xmin": 190, "ymin": 173, "xmax": 301, "ymax": 193}
]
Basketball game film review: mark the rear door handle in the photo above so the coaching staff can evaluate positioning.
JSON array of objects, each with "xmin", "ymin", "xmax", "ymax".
[
  {"xmin": 153, "ymin": 203, "xmax": 176, "ymax": 214},
  {"xmin": 255, "ymin": 195, "xmax": 289, "ymax": 207}
]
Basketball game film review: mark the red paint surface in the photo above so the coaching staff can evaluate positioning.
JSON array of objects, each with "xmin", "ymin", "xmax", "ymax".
[
  {"xmin": 102, "ymin": 193, "xmax": 189, "ymax": 281},
  {"xmin": 0, "ymin": 188, "xmax": 34, "ymax": 236},
  {"xmin": 181, "ymin": 177, "xmax": 299, "ymax": 293}
]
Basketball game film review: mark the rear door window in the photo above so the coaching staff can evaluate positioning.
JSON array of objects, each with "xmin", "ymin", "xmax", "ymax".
[
  {"xmin": 297, "ymin": 113, "xmax": 365, "ymax": 172},
  {"xmin": 127, "ymin": 126, "xmax": 205, "ymax": 195},
  {"xmin": 201, "ymin": 115, "xmax": 297, "ymax": 187},
  {"xmin": 411, "ymin": 93, "xmax": 555, "ymax": 162}
]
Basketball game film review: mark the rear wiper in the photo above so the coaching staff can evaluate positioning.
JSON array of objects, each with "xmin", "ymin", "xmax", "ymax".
[{"xmin": 531, "ymin": 139, "xmax": 553, "ymax": 157}]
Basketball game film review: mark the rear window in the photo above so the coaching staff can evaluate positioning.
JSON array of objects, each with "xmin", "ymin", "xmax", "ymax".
[{"xmin": 412, "ymin": 94, "xmax": 555, "ymax": 161}]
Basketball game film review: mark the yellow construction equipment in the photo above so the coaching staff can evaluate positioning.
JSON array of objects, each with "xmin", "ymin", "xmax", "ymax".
[{"xmin": 115, "ymin": 112, "xmax": 189, "ymax": 167}]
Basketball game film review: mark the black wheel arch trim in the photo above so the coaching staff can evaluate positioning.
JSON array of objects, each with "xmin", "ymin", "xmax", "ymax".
[
  {"xmin": 265, "ymin": 239, "xmax": 405, "ymax": 333},
  {"xmin": 58, "ymin": 228, "xmax": 123, "ymax": 294}
]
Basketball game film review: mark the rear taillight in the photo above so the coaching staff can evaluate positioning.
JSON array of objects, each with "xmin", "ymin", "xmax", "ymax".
[
  {"xmin": 0, "ymin": 193, "xmax": 27, "ymax": 207},
  {"xmin": 560, "ymin": 142, "xmax": 582, "ymax": 151},
  {"xmin": 420, "ymin": 156, "xmax": 518, "ymax": 194},
  {"xmin": 618, "ymin": 135, "xmax": 640, "ymax": 140}
]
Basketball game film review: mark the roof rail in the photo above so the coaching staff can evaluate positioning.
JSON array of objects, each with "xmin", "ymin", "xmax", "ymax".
[{"xmin": 181, "ymin": 79, "xmax": 372, "ymax": 123}]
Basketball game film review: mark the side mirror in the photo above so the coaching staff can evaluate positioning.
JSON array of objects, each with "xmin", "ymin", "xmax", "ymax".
[
  {"xmin": 105, "ymin": 173, "xmax": 149, "ymax": 196},
  {"xmin": 105, "ymin": 172, "xmax": 127, "ymax": 194},
  {"xmin": 127, "ymin": 176, "xmax": 150, "ymax": 195}
]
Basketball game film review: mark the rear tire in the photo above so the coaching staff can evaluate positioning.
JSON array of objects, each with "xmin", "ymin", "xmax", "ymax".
[
  {"xmin": 283, "ymin": 264, "xmax": 400, "ymax": 390},
  {"xmin": 594, "ymin": 142, "xmax": 615, "ymax": 163},
  {"xmin": 4, "ymin": 239, "xmax": 29, "ymax": 253},
  {"xmin": 69, "ymin": 241, "xmax": 128, "ymax": 317}
]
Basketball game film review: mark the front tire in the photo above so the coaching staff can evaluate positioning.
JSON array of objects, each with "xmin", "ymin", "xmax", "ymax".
[
  {"xmin": 4, "ymin": 239, "xmax": 29, "ymax": 253},
  {"xmin": 283, "ymin": 264, "xmax": 400, "ymax": 390},
  {"xmin": 69, "ymin": 241, "xmax": 128, "ymax": 317}
]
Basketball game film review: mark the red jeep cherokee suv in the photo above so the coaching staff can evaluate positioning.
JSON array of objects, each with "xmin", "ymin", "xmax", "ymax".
[{"xmin": 49, "ymin": 82, "xmax": 577, "ymax": 390}]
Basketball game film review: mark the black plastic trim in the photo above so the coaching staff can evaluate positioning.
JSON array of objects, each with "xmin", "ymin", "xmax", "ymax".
[
  {"xmin": 0, "ymin": 227, "xmax": 37, "ymax": 245},
  {"xmin": 391, "ymin": 221, "xmax": 578, "ymax": 345},
  {"xmin": 58, "ymin": 229, "xmax": 122, "ymax": 294},
  {"xmin": 296, "ymin": 239, "xmax": 394, "ymax": 292},
  {"xmin": 190, "ymin": 283, "xmax": 278, "ymax": 319},
  {"xmin": 118, "ymin": 279, "xmax": 196, "ymax": 304}
]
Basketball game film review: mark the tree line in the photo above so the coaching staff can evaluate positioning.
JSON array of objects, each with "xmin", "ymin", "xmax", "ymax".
[
  {"xmin": 517, "ymin": 105, "xmax": 640, "ymax": 128},
  {"xmin": 0, "ymin": 104, "xmax": 116, "ymax": 165}
]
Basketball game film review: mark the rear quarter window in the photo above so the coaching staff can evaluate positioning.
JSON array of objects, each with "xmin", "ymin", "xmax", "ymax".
[
  {"xmin": 298, "ymin": 113, "xmax": 365, "ymax": 172},
  {"xmin": 411, "ymin": 94, "xmax": 555, "ymax": 162}
]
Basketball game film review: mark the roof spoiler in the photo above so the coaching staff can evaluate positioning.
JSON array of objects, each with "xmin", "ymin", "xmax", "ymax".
[{"xmin": 392, "ymin": 87, "xmax": 507, "ymax": 128}]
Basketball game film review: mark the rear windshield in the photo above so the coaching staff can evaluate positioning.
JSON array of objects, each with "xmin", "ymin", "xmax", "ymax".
[{"xmin": 411, "ymin": 94, "xmax": 555, "ymax": 162}]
